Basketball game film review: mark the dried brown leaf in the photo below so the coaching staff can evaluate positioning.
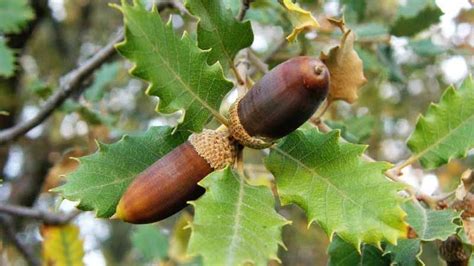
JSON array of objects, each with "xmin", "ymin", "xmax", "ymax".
[
  {"xmin": 456, "ymin": 169, "xmax": 474, "ymax": 200},
  {"xmin": 320, "ymin": 18, "xmax": 367, "ymax": 104}
]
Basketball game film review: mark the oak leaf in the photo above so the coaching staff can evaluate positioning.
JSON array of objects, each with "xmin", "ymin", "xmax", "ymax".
[
  {"xmin": 321, "ymin": 18, "xmax": 367, "ymax": 103},
  {"xmin": 282, "ymin": 0, "xmax": 319, "ymax": 42}
]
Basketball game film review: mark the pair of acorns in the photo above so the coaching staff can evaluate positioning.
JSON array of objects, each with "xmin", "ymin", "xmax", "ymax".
[{"xmin": 115, "ymin": 56, "xmax": 330, "ymax": 224}]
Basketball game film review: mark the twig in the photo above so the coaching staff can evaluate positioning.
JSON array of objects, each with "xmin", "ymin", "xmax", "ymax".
[
  {"xmin": 0, "ymin": 204, "xmax": 79, "ymax": 225},
  {"xmin": 0, "ymin": 216, "xmax": 40, "ymax": 266},
  {"xmin": 248, "ymin": 39, "xmax": 287, "ymax": 76},
  {"xmin": 0, "ymin": 30, "xmax": 123, "ymax": 144},
  {"xmin": 391, "ymin": 155, "xmax": 419, "ymax": 176},
  {"xmin": 235, "ymin": 49, "xmax": 251, "ymax": 97},
  {"xmin": 237, "ymin": 0, "xmax": 253, "ymax": 21},
  {"xmin": 248, "ymin": 49, "xmax": 269, "ymax": 74}
]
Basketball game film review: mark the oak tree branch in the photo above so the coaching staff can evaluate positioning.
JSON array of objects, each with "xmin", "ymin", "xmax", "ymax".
[
  {"xmin": 0, "ymin": 30, "xmax": 123, "ymax": 144},
  {"xmin": 0, "ymin": 203, "xmax": 79, "ymax": 225}
]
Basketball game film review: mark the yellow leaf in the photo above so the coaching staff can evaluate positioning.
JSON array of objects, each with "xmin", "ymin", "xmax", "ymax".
[
  {"xmin": 42, "ymin": 224, "xmax": 85, "ymax": 266},
  {"xmin": 168, "ymin": 212, "xmax": 193, "ymax": 263},
  {"xmin": 282, "ymin": 0, "xmax": 319, "ymax": 42},
  {"xmin": 321, "ymin": 18, "xmax": 367, "ymax": 103}
]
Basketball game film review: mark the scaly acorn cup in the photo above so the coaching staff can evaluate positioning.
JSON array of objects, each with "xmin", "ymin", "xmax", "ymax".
[
  {"xmin": 115, "ymin": 129, "xmax": 236, "ymax": 224},
  {"xmin": 229, "ymin": 56, "xmax": 330, "ymax": 148}
]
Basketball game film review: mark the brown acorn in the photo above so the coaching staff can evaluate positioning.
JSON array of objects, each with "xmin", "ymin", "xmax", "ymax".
[
  {"xmin": 439, "ymin": 236, "xmax": 469, "ymax": 266},
  {"xmin": 229, "ymin": 56, "xmax": 329, "ymax": 148},
  {"xmin": 115, "ymin": 129, "xmax": 236, "ymax": 224},
  {"xmin": 115, "ymin": 56, "xmax": 329, "ymax": 224}
]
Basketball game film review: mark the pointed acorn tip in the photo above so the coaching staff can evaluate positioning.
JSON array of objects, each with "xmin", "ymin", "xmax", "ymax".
[{"xmin": 112, "ymin": 200, "xmax": 126, "ymax": 221}]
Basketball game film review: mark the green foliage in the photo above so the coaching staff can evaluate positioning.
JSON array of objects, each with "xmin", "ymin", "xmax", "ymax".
[
  {"xmin": 84, "ymin": 62, "xmax": 121, "ymax": 102},
  {"xmin": 326, "ymin": 115, "xmax": 375, "ymax": 143},
  {"xmin": 385, "ymin": 239, "xmax": 422, "ymax": 266},
  {"xmin": 341, "ymin": 0, "xmax": 367, "ymax": 22},
  {"xmin": 390, "ymin": 0, "xmax": 443, "ymax": 37},
  {"xmin": 328, "ymin": 235, "xmax": 390, "ymax": 266},
  {"xmin": 403, "ymin": 201, "xmax": 461, "ymax": 241},
  {"xmin": 409, "ymin": 38, "xmax": 446, "ymax": 57},
  {"xmin": 352, "ymin": 23, "xmax": 389, "ymax": 39},
  {"xmin": 188, "ymin": 168, "xmax": 288, "ymax": 266},
  {"xmin": 54, "ymin": 127, "xmax": 189, "ymax": 218},
  {"xmin": 247, "ymin": 0, "xmax": 289, "ymax": 29},
  {"xmin": 27, "ymin": 79, "xmax": 52, "ymax": 99},
  {"xmin": 131, "ymin": 225, "xmax": 169, "ymax": 262},
  {"xmin": 376, "ymin": 44, "xmax": 406, "ymax": 82},
  {"xmin": 0, "ymin": 0, "xmax": 34, "ymax": 34},
  {"xmin": 0, "ymin": 39, "xmax": 15, "ymax": 77},
  {"xmin": 115, "ymin": 0, "xmax": 233, "ymax": 133},
  {"xmin": 61, "ymin": 100, "xmax": 115, "ymax": 126},
  {"xmin": 265, "ymin": 128, "xmax": 407, "ymax": 247},
  {"xmin": 185, "ymin": 0, "xmax": 253, "ymax": 72},
  {"xmin": 407, "ymin": 76, "xmax": 474, "ymax": 169}
]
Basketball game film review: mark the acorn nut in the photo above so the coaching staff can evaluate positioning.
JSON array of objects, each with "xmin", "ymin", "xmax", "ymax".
[
  {"xmin": 229, "ymin": 56, "xmax": 330, "ymax": 148},
  {"xmin": 115, "ymin": 129, "xmax": 236, "ymax": 224}
]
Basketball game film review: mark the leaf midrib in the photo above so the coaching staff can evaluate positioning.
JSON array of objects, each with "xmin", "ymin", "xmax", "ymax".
[
  {"xmin": 226, "ymin": 174, "xmax": 245, "ymax": 265},
  {"xmin": 196, "ymin": 2, "xmax": 234, "ymax": 67},
  {"xmin": 272, "ymin": 146, "xmax": 398, "ymax": 231},
  {"xmin": 130, "ymin": 12, "xmax": 223, "ymax": 122},
  {"xmin": 413, "ymin": 102, "xmax": 474, "ymax": 162}
]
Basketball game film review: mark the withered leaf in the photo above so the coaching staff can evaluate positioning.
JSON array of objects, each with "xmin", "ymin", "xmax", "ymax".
[{"xmin": 321, "ymin": 19, "xmax": 367, "ymax": 104}]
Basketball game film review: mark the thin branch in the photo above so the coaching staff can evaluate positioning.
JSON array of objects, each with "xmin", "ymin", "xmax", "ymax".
[
  {"xmin": 248, "ymin": 49, "xmax": 269, "ymax": 74},
  {"xmin": 0, "ymin": 30, "xmax": 124, "ymax": 145},
  {"xmin": 0, "ymin": 216, "xmax": 40, "ymax": 266},
  {"xmin": 235, "ymin": 49, "xmax": 251, "ymax": 97},
  {"xmin": 248, "ymin": 39, "xmax": 287, "ymax": 76},
  {"xmin": 0, "ymin": 204, "xmax": 79, "ymax": 225},
  {"xmin": 237, "ymin": 0, "xmax": 253, "ymax": 21},
  {"xmin": 391, "ymin": 154, "xmax": 419, "ymax": 175}
]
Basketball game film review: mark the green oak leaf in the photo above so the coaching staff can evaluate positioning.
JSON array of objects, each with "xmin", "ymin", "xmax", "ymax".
[
  {"xmin": 265, "ymin": 128, "xmax": 407, "ymax": 248},
  {"xmin": 403, "ymin": 201, "xmax": 461, "ymax": 241},
  {"xmin": 385, "ymin": 239, "xmax": 422, "ymax": 266},
  {"xmin": 185, "ymin": 0, "xmax": 253, "ymax": 72},
  {"xmin": 328, "ymin": 235, "xmax": 390, "ymax": 266},
  {"xmin": 326, "ymin": 115, "xmax": 375, "ymax": 144},
  {"xmin": 390, "ymin": 0, "xmax": 443, "ymax": 37},
  {"xmin": 53, "ymin": 126, "xmax": 189, "ymax": 218},
  {"xmin": 0, "ymin": 0, "xmax": 34, "ymax": 34},
  {"xmin": 115, "ymin": 0, "xmax": 233, "ymax": 133},
  {"xmin": 188, "ymin": 167, "xmax": 288, "ymax": 265},
  {"xmin": 407, "ymin": 76, "xmax": 474, "ymax": 169},
  {"xmin": 131, "ymin": 225, "xmax": 169, "ymax": 263},
  {"xmin": 0, "ymin": 39, "xmax": 15, "ymax": 77}
]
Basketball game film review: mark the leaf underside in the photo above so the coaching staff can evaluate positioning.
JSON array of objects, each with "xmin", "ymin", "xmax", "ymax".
[{"xmin": 403, "ymin": 200, "xmax": 461, "ymax": 241}]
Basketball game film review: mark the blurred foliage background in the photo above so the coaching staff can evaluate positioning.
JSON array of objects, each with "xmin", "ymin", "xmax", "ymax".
[{"xmin": 0, "ymin": 0, "xmax": 473, "ymax": 265}]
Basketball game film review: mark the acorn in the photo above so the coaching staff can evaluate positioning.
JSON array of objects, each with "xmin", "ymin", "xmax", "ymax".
[
  {"xmin": 229, "ymin": 56, "xmax": 330, "ymax": 148},
  {"xmin": 115, "ymin": 129, "xmax": 236, "ymax": 224},
  {"xmin": 115, "ymin": 56, "xmax": 329, "ymax": 224},
  {"xmin": 439, "ymin": 236, "xmax": 469, "ymax": 266}
]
